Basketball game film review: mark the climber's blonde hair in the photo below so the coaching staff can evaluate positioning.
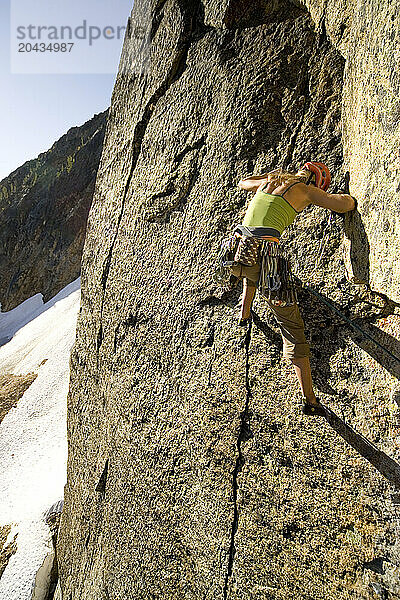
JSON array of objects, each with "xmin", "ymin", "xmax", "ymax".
[
  {"xmin": 240, "ymin": 167, "xmax": 315, "ymax": 187},
  {"xmin": 264, "ymin": 167, "xmax": 314, "ymax": 187}
]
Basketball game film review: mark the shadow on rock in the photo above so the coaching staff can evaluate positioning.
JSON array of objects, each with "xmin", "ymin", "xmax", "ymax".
[
  {"xmin": 300, "ymin": 283, "xmax": 400, "ymax": 381},
  {"xmin": 252, "ymin": 281, "xmax": 400, "ymax": 400},
  {"xmin": 323, "ymin": 403, "xmax": 400, "ymax": 489},
  {"xmin": 344, "ymin": 209, "xmax": 371, "ymax": 285},
  {"xmin": 351, "ymin": 321, "xmax": 400, "ymax": 380},
  {"xmin": 341, "ymin": 170, "xmax": 370, "ymax": 285}
]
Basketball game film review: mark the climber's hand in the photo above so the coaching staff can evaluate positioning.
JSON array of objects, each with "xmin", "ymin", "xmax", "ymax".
[{"xmin": 349, "ymin": 196, "xmax": 357, "ymax": 211}]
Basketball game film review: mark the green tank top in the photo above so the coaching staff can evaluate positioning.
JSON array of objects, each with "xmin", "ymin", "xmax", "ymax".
[{"xmin": 242, "ymin": 188, "xmax": 298, "ymax": 234}]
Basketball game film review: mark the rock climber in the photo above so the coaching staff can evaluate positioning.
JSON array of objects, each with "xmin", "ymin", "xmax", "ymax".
[{"xmin": 227, "ymin": 162, "xmax": 356, "ymax": 416}]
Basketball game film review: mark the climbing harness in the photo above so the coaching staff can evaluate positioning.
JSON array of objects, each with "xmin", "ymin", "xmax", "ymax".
[
  {"xmin": 232, "ymin": 228, "xmax": 261, "ymax": 267},
  {"xmin": 213, "ymin": 224, "xmax": 298, "ymax": 306},
  {"xmin": 258, "ymin": 241, "xmax": 297, "ymax": 305},
  {"xmin": 213, "ymin": 225, "xmax": 262, "ymax": 282},
  {"xmin": 213, "ymin": 233, "xmax": 239, "ymax": 285}
]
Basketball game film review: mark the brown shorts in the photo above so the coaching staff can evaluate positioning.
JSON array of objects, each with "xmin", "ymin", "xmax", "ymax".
[
  {"xmin": 230, "ymin": 263, "xmax": 310, "ymax": 359},
  {"xmin": 231, "ymin": 263, "xmax": 261, "ymax": 288}
]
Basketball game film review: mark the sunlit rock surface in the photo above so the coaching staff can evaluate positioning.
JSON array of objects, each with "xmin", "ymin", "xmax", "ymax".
[{"xmin": 58, "ymin": 1, "xmax": 400, "ymax": 599}]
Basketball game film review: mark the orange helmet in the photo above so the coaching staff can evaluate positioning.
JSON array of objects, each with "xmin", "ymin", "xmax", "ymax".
[{"xmin": 303, "ymin": 161, "xmax": 331, "ymax": 191}]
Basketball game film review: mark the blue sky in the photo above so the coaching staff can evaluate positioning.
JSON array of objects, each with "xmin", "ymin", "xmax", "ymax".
[{"xmin": 0, "ymin": 0, "xmax": 134, "ymax": 181}]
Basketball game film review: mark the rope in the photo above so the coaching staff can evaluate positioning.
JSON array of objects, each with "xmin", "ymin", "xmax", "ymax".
[{"xmin": 294, "ymin": 276, "xmax": 400, "ymax": 366}]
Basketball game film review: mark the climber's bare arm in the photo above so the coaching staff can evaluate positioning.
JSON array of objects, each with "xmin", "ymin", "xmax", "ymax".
[
  {"xmin": 300, "ymin": 183, "xmax": 356, "ymax": 213},
  {"xmin": 238, "ymin": 173, "xmax": 269, "ymax": 192}
]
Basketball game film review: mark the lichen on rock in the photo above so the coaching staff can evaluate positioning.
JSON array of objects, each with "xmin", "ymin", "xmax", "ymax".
[{"xmin": 57, "ymin": 1, "xmax": 400, "ymax": 598}]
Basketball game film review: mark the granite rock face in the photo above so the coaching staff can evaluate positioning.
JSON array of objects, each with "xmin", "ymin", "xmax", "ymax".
[
  {"xmin": 0, "ymin": 111, "xmax": 107, "ymax": 312},
  {"xmin": 302, "ymin": 0, "xmax": 400, "ymax": 300},
  {"xmin": 58, "ymin": 1, "xmax": 400, "ymax": 599}
]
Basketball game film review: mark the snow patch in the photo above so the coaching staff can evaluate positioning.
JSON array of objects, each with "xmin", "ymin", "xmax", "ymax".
[{"xmin": 0, "ymin": 278, "xmax": 81, "ymax": 599}]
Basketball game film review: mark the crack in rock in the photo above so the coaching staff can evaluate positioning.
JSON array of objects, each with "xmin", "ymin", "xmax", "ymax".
[
  {"xmin": 95, "ymin": 459, "xmax": 109, "ymax": 496},
  {"xmin": 224, "ymin": 323, "xmax": 253, "ymax": 599},
  {"xmin": 96, "ymin": 0, "xmax": 204, "ymax": 364}
]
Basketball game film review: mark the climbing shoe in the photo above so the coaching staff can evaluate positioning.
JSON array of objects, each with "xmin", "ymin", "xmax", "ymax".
[
  {"xmin": 301, "ymin": 397, "xmax": 325, "ymax": 416},
  {"xmin": 238, "ymin": 315, "xmax": 252, "ymax": 326}
]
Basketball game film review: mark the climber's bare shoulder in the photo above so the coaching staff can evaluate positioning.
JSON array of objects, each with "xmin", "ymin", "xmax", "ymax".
[
  {"xmin": 238, "ymin": 176, "xmax": 268, "ymax": 192},
  {"xmin": 283, "ymin": 182, "xmax": 311, "ymax": 212}
]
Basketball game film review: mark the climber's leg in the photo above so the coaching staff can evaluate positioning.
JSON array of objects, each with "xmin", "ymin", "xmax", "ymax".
[
  {"xmin": 265, "ymin": 301, "xmax": 319, "ymax": 404},
  {"xmin": 291, "ymin": 356, "xmax": 318, "ymax": 405},
  {"xmin": 241, "ymin": 278, "xmax": 256, "ymax": 320},
  {"xmin": 230, "ymin": 263, "xmax": 260, "ymax": 320}
]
